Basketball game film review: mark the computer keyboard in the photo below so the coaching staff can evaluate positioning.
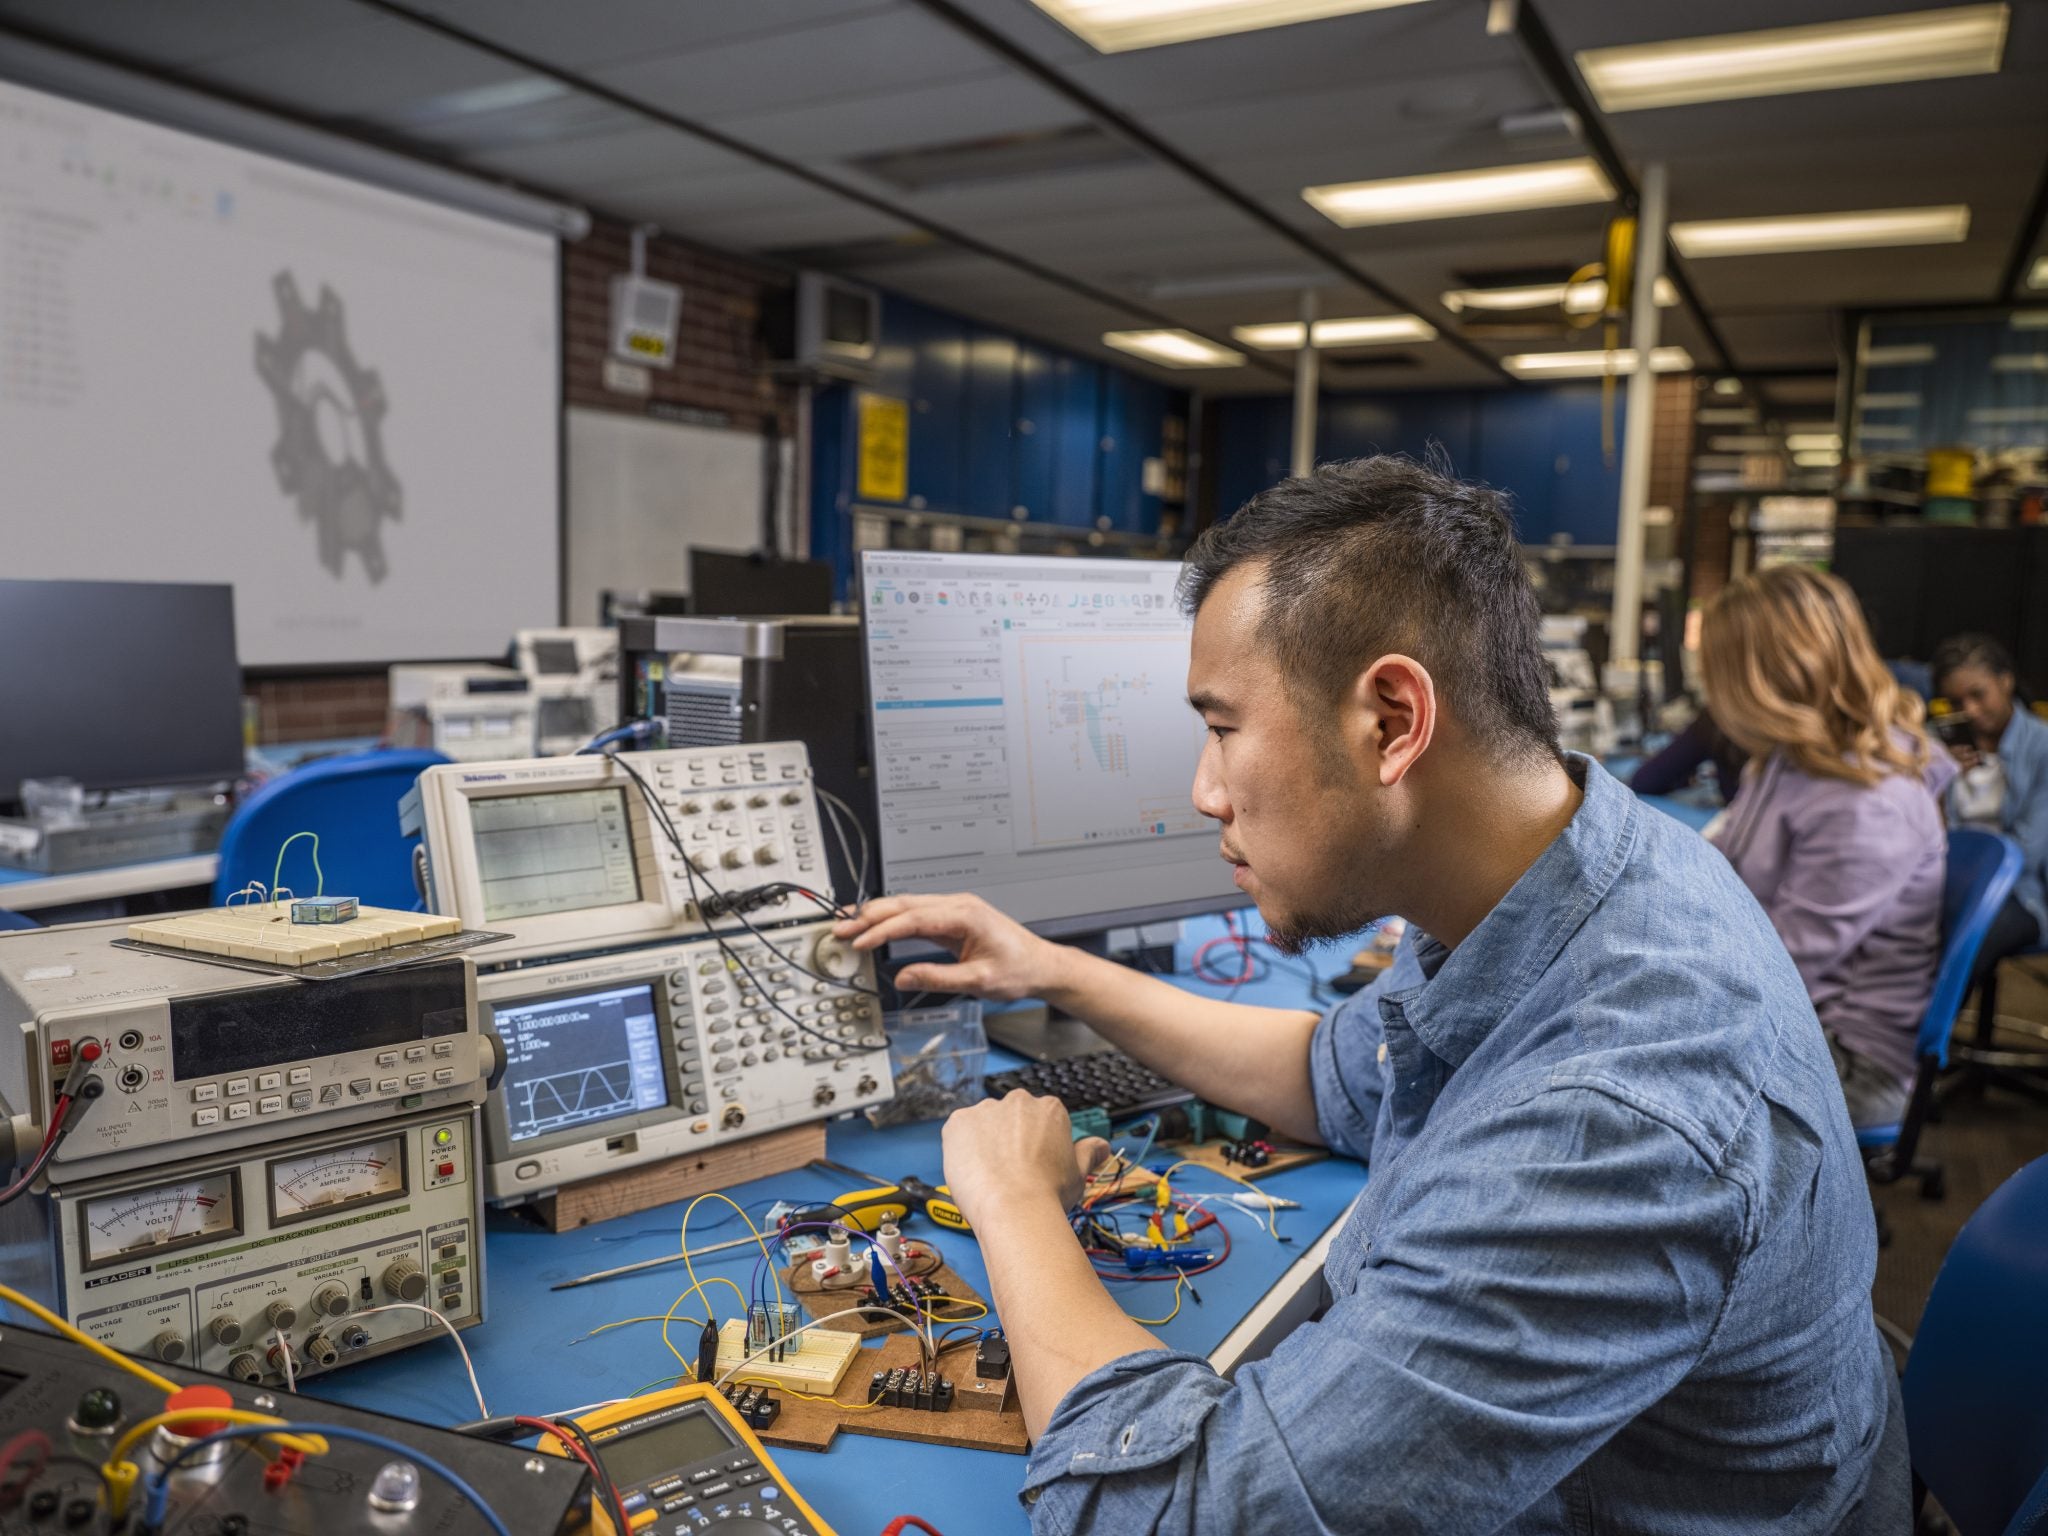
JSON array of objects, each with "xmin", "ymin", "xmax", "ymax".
[{"xmin": 983, "ymin": 1050, "xmax": 1194, "ymax": 1119}]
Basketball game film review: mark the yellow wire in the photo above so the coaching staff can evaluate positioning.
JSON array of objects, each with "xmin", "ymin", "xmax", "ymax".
[
  {"xmin": 920, "ymin": 1294, "xmax": 988, "ymax": 1321},
  {"xmin": 569, "ymin": 1315, "xmax": 703, "ymax": 1344},
  {"xmin": 1125, "ymin": 1275, "xmax": 1186, "ymax": 1328},
  {"xmin": 728, "ymin": 1375, "xmax": 888, "ymax": 1412},
  {"xmin": 102, "ymin": 1410, "xmax": 329, "ymax": 1517},
  {"xmin": 662, "ymin": 1278, "xmax": 745, "ymax": 1377},
  {"xmin": 0, "ymin": 1284, "xmax": 177, "ymax": 1394},
  {"xmin": 269, "ymin": 831, "xmax": 323, "ymax": 906},
  {"xmin": 679, "ymin": 1191, "xmax": 787, "ymax": 1326}
]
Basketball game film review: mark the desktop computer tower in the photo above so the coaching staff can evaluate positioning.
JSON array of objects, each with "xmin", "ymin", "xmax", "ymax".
[{"xmin": 617, "ymin": 615, "xmax": 878, "ymax": 903}]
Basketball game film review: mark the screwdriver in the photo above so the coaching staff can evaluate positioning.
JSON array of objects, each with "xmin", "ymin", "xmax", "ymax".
[{"xmin": 810, "ymin": 1158, "xmax": 972, "ymax": 1234}]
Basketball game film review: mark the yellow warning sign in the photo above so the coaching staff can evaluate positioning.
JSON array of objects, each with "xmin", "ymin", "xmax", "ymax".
[{"xmin": 857, "ymin": 393, "xmax": 909, "ymax": 503}]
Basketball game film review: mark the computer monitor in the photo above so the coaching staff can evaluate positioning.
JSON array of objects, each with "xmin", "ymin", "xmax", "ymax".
[
  {"xmin": 0, "ymin": 579, "xmax": 244, "ymax": 806},
  {"xmin": 859, "ymin": 551, "xmax": 1242, "ymax": 940},
  {"xmin": 690, "ymin": 550, "xmax": 834, "ymax": 617}
]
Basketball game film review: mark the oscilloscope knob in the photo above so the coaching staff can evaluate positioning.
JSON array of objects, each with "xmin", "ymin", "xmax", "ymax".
[
  {"xmin": 720, "ymin": 848, "xmax": 747, "ymax": 870},
  {"xmin": 382, "ymin": 1259, "xmax": 427, "ymax": 1302},
  {"xmin": 754, "ymin": 844, "xmax": 782, "ymax": 865},
  {"xmin": 810, "ymin": 933, "xmax": 863, "ymax": 982}
]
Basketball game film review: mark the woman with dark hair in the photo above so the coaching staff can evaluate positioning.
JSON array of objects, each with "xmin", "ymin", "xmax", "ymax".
[{"xmin": 1931, "ymin": 633, "xmax": 2047, "ymax": 1021}]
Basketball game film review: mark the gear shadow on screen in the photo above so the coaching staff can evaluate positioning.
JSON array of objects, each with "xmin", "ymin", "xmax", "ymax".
[{"xmin": 255, "ymin": 271, "xmax": 404, "ymax": 584}]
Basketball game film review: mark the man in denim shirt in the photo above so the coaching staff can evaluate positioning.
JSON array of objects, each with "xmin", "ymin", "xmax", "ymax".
[{"xmin": 839, "ymin": 458, "xmax": 1907, "ymax": 1533}]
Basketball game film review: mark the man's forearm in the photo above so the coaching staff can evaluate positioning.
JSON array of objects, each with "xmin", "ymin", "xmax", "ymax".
[
  {"xmin": 975, "ymin": 1187, "xmax": 1169, "ymax": 1443},
  {"xmin": 1038, "ymin": 945, "xmax": 1324, "ymax": 1143}
]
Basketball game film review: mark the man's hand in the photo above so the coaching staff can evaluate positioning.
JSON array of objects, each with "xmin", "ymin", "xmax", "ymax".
[
  {"xmin": 941, "ymin": 1092, "xmax": 1110, "ymax": 1231},
  {"xmin": 833, "ymin": 893, "xmax": 1068, "ymax": 1000},
  {"xmin": 1947, "ymin": 740, "xmax": 1984, "ymax": 771}
]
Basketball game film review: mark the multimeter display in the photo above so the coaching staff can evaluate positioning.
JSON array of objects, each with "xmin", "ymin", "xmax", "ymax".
[{"xmin": 598, "ymin": 1410, "xmax": 734, "ymax": 1487}]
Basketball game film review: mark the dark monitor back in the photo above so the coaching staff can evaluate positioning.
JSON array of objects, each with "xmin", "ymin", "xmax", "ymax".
[
  {"xmin": 0, "ymin": 579, "xmax": 244, "ymax": 803},
  {"xmin": 689, "ymin": 550, "xmax": 833, "ymax": 617}
]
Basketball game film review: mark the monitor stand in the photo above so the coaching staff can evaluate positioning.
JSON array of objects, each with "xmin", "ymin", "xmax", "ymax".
[{"xmin": 978, "ymin": 930, "xmax": 1165, "ymax": 1063}]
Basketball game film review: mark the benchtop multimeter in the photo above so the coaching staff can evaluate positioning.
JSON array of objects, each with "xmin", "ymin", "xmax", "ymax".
[{"xmin": 542, "ymin": 1382, "xmax": 836, "ymax": 1535}]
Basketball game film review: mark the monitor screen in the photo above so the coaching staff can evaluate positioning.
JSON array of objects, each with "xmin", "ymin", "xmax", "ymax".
[
  {"xmin": 494, "ymin": 983, "xmax": 669, "ymax": 1144},
  {"xmin": 537, "ymin": 696, "xmax": 594, "ymax": 740},
  {"xmin": 471, "ymin": 788, "xmax": 641, "ymax": 922},
  {"xmin": 690, "ymin": 550, "xmax": 834, "ymax": 617},
  {"xmin": 0, "ymin": 579, "xmax": 244, "ymax": 804},
  {"xmin": 531, "ymin": 639, "xmax": 582, "ymax": 676},
  {"xmin": 860, "ymin": 552, "xmax": 1241, "ymax": 937}
]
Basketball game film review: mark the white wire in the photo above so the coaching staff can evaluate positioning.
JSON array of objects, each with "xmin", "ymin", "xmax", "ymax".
[
  {"xmin": 272, "ymin": 1328, "xmax": 297, "ymax": 1393},
  {"xmin": 815, "ymin": 787, "xmax": 870, "ymax": 905},
  {"xmin": 351, "ymin": 1302, "xmax": 489, "ymax": 1420}
]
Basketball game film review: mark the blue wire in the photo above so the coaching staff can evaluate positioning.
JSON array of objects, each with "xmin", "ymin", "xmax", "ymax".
[
  {"xmin": 1116, "ymin": 1115, "xmax": 1159, "ymax": 1174},
  {"xmin": 142, "ymin": 1423, "xmax": 512, "ymax": 1536}
]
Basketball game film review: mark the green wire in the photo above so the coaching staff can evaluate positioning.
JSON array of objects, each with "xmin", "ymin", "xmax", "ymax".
[{"xmin": 270, "ymin": 831, "xmax": 323, "ymax": 905}]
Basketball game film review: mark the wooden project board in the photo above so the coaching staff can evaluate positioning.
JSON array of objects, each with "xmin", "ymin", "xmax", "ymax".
[
  {"xmin": 127, "ymin": 904, "xmax": 458, "ymax": 966},
  {"xmin": 745, "ymin": 1332, "xmax": 1027, "ymax": 1458},
  {"xmin": 533, "ymin": 1123, "xmax": 825, "ymax": 1232},
  {"xmin": 1101, "ymin": 1137, "xmax": 1326, "ymax": 1201},
  {"xmin": 779, "ymin": 1260, "xmax": 987, "ymax": 1340}
]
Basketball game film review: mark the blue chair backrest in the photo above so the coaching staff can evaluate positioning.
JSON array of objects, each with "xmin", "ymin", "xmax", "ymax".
[
  {"xmin": 1904, "ymin": 1153, "xmax": 2048, "ymax": 1535},
  {"xmin": 0, "ymin": 908, "xmax": 39, "ymax": 931},
  {"xmin": 1918, "ymin": 828, "xmax": 2024, "ymax": 1066},
  {"xmin": 212, "ymin": 749, "xmax": 448, "ymax": 912}
]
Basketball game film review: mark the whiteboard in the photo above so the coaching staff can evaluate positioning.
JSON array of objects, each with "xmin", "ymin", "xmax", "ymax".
[
  {"xmin": 564, "ymin": 407, "xmax": 793, "ymax": 625},
  {"xmin": 0, "ymin": 74, "xmax": 560, "ymax": 665}
]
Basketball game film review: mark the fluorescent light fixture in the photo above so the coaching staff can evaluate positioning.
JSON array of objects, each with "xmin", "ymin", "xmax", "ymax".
[
  {"xmin": 1672, "ymin": 206, "xmax": 1969, "ymax": 258},
  {"xmin": 1304, "ymin": 158, "xmax": 1613, "ymax": 228},
  {"xmin": 1101, "ymin": 329, "xmax": 1245, "ymax": 368},
  {"xmin": 1969, "ymin": 405, "xmax": 2048, "ymax": 424},
  {"xmin": 2032, "ymin": 257, "xmax": 2048, "ymax": 290},
  {"xmin": 1576, "ymin": 5, "xmax": 2008, "ymax": 113},
  {"xmin": 1696, "ymin": 407, "xmax": 1758, "ymax": 424},
  {"xmin": 1711, "ymin": 435, "xmax": 1780, "ymax": 451},
  {"xmin": 1027, "ymin": 0, "xmax": 1432, "ymax": 53},
  {"xmin": 1992, "ymin": 353, "xmax": 2048, "ymax": 372},
  {"xmin": 1857, "ymin": 423, "xmax": 1917, "ymax": 441},
  {"xmin": 1440, "ymin": 277, "xmax": 1677, "ymax": 314},
  {"xmin": 1711, "ymin": 377, "xmax": 1744, "ymax": 396},
  {"xmin": 2012, "ymin": 309, "xmax": 2048, "ymax": 328},
  {"xmin": 1787, "ymin": 432, "xmax": 1842, "ymax": 451},
  {"xmin": 1232, "ymin": 314, "xmax": 1437, "ymax": 348},
  {"xmin": 1793, "ymin": 450, "xmax": 1842, "ymax": 468},
  {"xmin": 1502, "ymin": 346, "xmax": 1693, "ymax": 378},
  {"xmin": 1858, "ymin": 392, "xmax": 1920, "ymax": 409},
  {"xmin": 1861, "ymin": 342, "xmax": 1937, "ymax": 365}
]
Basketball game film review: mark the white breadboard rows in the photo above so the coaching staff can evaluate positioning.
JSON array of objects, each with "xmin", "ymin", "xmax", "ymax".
[
  {"xmin": 127, "ymin": 905, "xmax": 460, "ymax": 966},
  {"xmin": 714, "ymin": 1319, "xmax": 862, "ymax": 1394}
]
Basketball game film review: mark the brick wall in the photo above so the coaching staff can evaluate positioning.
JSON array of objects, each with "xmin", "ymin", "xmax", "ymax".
[
  {"xmin": 247, "ymin": 217, "xmax": 796, "ymax": 744},
  {"xmin": 563, "ymin": 217, "xmax": 795, "ymax": 431},
  {"xmin": 1647, "ymin": 372, "xmax": 1693, "ymax": 523},
  {"xmin": 247, "ymin": 673, "xmax": 389, "ymax": 745}
]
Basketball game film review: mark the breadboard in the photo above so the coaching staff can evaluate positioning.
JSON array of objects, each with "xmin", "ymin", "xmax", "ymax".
[
  {"xmin": 715, "ymin": 1319, "xmax": 861, "ymax": 1394},
  {"xmin": 780, "ymin": 1260, "xmax": 987, "ymax": 1339},
  {"xmin": 744, "ymin": 1332, "xmax": 1028, "ymax": 1458},
  {"xmin": 126, "ymin": 905, "xmax": 459, "ymax": 966}
]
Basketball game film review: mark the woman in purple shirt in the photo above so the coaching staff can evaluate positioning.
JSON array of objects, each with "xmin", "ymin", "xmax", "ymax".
[{"xmin": 1701, "ymin": 566, "xmax": 1955, "ymax": 1128}]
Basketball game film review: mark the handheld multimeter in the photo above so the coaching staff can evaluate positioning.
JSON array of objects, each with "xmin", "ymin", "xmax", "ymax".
[{"xmin": 542, "ymin": 1383, "xmax": 836, "ymax": 1536}]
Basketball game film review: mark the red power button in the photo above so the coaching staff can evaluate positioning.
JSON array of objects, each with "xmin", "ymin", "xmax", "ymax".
[{"xmin": 436, "ymin": 1162, "xmax": 455, "ymax": 1178}]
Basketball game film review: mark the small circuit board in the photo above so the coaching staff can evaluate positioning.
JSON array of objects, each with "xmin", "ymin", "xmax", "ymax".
[
  {"xmin": 742, "ymin": 1333, "xmax": 1027, "ymax": 1458},
  {"xmin": 715, "ymin": 1319, "xmax": 862, "ymax": 1395},
  {"xmin": 127, "ymin": 904, "xmax": 459, "ymax": 965}
]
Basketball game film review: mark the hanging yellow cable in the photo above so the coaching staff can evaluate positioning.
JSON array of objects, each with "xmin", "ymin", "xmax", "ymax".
[{"xmin": 1598, "ymin": 214, "xmax": 1639, "ymax": 467}]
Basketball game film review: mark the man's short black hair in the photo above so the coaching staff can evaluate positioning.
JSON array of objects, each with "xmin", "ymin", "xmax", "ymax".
[
  {"xmin": 1931, "ymin": 632, "xmax": 2015, "ymax": 689},
  {"xmin": 1180, "ymin": 455, "xmax": 1560, "ymax": 763}
]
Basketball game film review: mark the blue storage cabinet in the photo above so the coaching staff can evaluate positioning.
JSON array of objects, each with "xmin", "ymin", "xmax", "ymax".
[
  {"xmin": 1476, "ymin": 384, "xmax": 1624, "ymax": 545},
  {"xmin": 963, "ymin": 328, "xmax": 1019, "ymax": 522},
  {"xmin": 901, "ymin": 303, "xmax": 966, "ymax": 514},
  {"xmin": 1097, "ymin": 371, "xmax": 1171, "ymax": 533}
]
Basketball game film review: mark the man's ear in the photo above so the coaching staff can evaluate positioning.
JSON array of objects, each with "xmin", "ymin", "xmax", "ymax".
[{"xmin": 1351, "ymin": 654, "xmax": 1435, "ymax": 787}]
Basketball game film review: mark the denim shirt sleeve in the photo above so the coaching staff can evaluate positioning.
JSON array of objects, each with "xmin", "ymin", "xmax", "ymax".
[
  {"xmin": 1307, "ymin": 972, "xmax": 1395, "ymax": 1162},
  {"xmin": 1018, "ymin": 1084, "xmax": 1745, "ymax": 1536}
]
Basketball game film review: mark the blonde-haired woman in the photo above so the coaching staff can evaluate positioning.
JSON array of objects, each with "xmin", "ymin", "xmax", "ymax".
[{"xmin": 1702, "ymin": 565, "xmax": 1955, "ymax": 1130}]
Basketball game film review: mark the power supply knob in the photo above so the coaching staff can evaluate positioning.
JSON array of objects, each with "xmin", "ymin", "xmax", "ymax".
[
  {"xmin": 810, "ymin": 933, "xmax": 862, "ymax": 981},
  {"xmin": 151, "ymin": 1330, "xmax": 187, "ymax": 1364},
  {"xmin": 312, "ymin": 1282, "xmax": 352, "ymax": 1319},
  {"xmin": 208, "ymin": 1315, "xmax": 244, "ymax": 1347},
  {"xmin": 265, "ymin": 1300, "xmax": 299, "ymax": 1331},
  {"xmin": 720, "ymin": 848, "xmax": 747, "ymax": 870},
  {"xmin": 382, "ymin": 1259, "xmax": 428, "ymax": 1302},
  {"xmin": 227, "ymin": 1353, "xmax": 263, "ymax": 1383}
]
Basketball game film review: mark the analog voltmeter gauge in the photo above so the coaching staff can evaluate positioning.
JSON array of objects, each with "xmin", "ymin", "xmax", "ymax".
[
  {"xmin": 268, "ymin": 1135, "xmax": 406, "ymax": 1224},
  {"xmin": 82, "ymin": 1173, "xmax": 240, "ymax": 1269}
]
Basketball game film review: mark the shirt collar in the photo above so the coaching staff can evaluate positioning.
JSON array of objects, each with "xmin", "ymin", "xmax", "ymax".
[{"xmin": 1384, "ymin": 753, "xmax": 1638, "ymax": 1071}]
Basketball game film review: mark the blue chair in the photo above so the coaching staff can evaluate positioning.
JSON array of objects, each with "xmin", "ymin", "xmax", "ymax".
[
  {"xmin": 1860, "ymin": 829, "xmax": 2024, "ymax": 1200},
  {"xmin": 1902, "ymin": 1152, "xmax": 2048, "ymax": 1534},
  {"xmin": 213, "ymin": 749, "xmax": 449, "ymax": 913},
  {"xmin": 0, "ymin": 908, "xmax": 38, "ymax": 931}
]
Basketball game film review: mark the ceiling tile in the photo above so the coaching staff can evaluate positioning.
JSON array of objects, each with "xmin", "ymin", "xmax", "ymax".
[
  {"xmin": 402, "ymin": 0, "xmax": 898, "ymax": 71},
  {"xmin": 0, "ymin": 0, "xmax": 363, "ymax": 67},
  {"xmin": 713, "ymin": 70, "xmax": 1082, "ymax": 160},
  {"xmin": 182, "ymin": 15, "xmax": 528, "ymax": 120}
]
